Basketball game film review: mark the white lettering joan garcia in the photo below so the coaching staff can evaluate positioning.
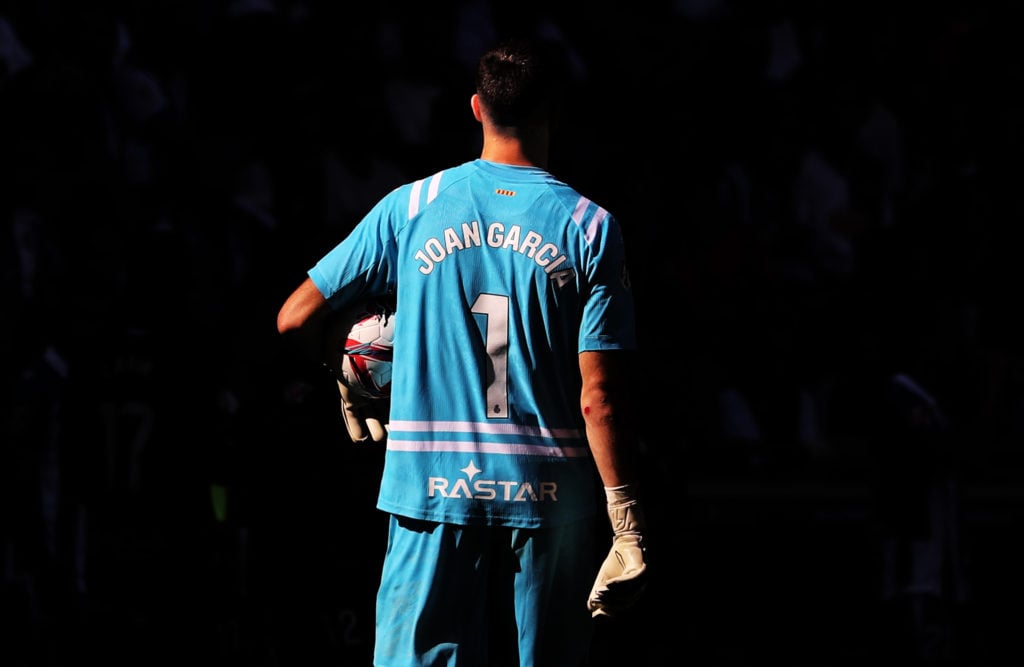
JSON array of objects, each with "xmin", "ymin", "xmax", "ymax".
[
  {"xmin": 428, "ymin": 476, "xmax": 558, "ymax": 502},
  {"xmin": 413, "ymin": 220, "xmax": 567, "ymax": 275}
]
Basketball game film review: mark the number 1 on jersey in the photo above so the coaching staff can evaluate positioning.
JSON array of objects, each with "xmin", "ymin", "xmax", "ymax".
[{"xmin": 471, "ymin": 293, "xmax": 509, "ymax": 418}]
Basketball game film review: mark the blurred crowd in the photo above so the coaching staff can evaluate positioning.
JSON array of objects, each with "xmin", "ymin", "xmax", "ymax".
[{"xmin": 2, "ymin": 1, "xmax": 1022, "ymax": 665}]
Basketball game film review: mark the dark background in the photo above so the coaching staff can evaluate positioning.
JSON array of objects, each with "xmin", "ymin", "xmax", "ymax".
[{"xmin": 3, "ymin": 1, "xmax": 1023, "ymax": 665}]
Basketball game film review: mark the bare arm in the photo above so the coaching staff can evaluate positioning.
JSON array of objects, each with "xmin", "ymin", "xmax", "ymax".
[
  {"xmin": 579, "ymin": 349, "xmax": 638, "ymax": 488},
  {"xmin": 278, "ymin": 277, "xmax": 391, "ymax": 444},
  {"xmin": 581, "ymin": 348, "xmax": 649, "ymax": 617}
]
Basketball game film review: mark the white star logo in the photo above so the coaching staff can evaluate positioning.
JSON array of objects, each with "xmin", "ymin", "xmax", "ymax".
[{"xmin": 461, "ymin": 460, "xmax": 481, "ymax": 480}]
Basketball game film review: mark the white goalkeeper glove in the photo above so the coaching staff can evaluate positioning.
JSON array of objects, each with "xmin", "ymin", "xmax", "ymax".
[
  {"xmin": 336, "ymin": 378, "xmax": 389, "ymax": 444},
  {"xmin": 587, "ymin": 484, "xmax": 649, "ymax": 617}
]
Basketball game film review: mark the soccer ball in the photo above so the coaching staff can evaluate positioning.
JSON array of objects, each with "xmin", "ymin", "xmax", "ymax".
[{"xmin": 330, "ymin": 298, "xmax": 396, "ymax": 400}]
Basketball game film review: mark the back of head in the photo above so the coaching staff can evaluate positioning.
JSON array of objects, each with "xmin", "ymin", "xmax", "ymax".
[{"xmin": 475, "ymin": 37, "xmax": 563, "ymax": 131}]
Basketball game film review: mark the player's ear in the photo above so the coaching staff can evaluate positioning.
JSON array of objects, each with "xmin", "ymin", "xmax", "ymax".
[{"xmin": 471, "ymin": 93, "xmax": 483, "ymax": 122}]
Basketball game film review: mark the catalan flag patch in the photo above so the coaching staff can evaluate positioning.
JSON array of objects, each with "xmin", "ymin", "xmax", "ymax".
[{"xmin": 495, "ymin": 188, "xmax": 515, "ymax": 197}]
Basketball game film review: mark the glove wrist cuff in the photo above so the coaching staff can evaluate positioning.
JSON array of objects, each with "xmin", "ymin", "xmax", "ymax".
[
  {"xmin": 604, "ymin": 484, "xmax": 646, "ymax": 537},
  {"xmin": 604, "ymin": 483, "xmax": 639, "ymax": 506}
]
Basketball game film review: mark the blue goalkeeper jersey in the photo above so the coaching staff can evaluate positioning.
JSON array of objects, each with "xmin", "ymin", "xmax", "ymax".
[{"xmin": 309, "ymin": 159, "xmax": 636, "ymax": 528}]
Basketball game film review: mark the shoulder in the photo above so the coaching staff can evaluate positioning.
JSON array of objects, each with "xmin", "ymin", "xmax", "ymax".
[
  {"xmin": 382, "ymin": 162, "xmax": 477, "ymax": 219},
  {"xmin": 550, "ymin": 186, "xmax": 620, "ymax": 244}
]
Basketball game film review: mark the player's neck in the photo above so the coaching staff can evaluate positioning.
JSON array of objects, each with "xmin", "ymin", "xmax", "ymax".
[{"xmin": 479, "ymin": 130, "xmax": 549, "ymax": 170}]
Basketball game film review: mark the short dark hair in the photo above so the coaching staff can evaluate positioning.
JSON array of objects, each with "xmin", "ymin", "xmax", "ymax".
[{"xmin": 475, "ymin": 37, "xmax": 563, "ymax": 129}]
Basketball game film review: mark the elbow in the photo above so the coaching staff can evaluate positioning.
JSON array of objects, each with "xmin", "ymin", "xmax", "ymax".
[
  {"xmin": 277, "ymin": 277, "xmax": 326, "ymax": 336},
  {"xmin": 580, "ymin": 385, "xmax": 613, "ymax": 425},
  {"xmin": 277, "ymin": 305, "xmax": 301, "ymax": 336}
]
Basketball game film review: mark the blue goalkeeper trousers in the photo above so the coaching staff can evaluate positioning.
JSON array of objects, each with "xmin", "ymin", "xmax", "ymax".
[{"xmin": 373, "ymin": 514, "xmax": 595, "ymax": 666}]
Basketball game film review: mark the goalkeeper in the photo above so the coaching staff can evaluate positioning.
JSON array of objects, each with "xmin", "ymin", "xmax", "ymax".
[{"xmin": 277, "ymin": 36, "xmax": 649, "ymax": 665}]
